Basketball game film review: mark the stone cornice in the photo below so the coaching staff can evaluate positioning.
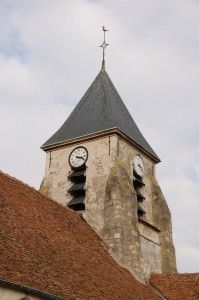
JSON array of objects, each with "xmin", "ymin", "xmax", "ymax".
[{"xmin": 41, "ymin": 128, "xmax": 160, "ymax": 163}]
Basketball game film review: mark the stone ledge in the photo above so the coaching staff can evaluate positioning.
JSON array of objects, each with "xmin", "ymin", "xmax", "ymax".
[
  {"xmin": 138, "ymin": 218, "xmax": 160, "ymax": 232},
  {"xmin": 138, "ymin": 219, "xmax": 160, "ymax": 245}
]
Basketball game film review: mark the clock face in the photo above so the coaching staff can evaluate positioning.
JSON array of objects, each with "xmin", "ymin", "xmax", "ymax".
[
  {"xmin": 69, "ymin": 146, "xmax": 88, "ymax": 168},
  {"xmin": 133, "ymin": 155, "xmax": 144, "ymax": 177}
]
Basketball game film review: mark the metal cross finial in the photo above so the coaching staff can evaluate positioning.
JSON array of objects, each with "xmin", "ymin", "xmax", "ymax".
[{"xmin": 99, "ymin": 26, "xmax": 109, "ymax": 69}]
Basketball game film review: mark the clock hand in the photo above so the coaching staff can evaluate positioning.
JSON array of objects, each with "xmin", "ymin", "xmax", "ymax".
[{"xmin": 76, "ymin": 156, "xmax": 85, "ymax": 160}]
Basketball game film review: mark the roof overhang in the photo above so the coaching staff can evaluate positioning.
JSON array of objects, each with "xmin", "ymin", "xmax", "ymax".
[{"xmin": 41, "ymin": 128, "xmax": 161, "ymax": 163}]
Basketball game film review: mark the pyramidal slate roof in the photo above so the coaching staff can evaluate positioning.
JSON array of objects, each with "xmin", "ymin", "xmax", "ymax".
[{"xmin": 42, "ymin": 68, "xmax": 160, "ymax": 162}]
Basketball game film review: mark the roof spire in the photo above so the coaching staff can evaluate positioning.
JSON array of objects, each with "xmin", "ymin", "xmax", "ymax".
[{"xmin": 99, "ymin": 26, "xmax": 109, "ymax": 70}]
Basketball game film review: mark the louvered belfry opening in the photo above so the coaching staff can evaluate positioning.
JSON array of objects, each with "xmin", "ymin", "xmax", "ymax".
[
  {"xmin": 68, "ymin": 165, "xmax": 86, "ymax": 212},
  {"xmin": 133, "ymin": 171, "xmax": 146, "ymax": 218}
]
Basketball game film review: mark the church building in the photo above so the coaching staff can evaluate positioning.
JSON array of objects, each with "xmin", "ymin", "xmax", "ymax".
[
  {"xmin": 40, "ymin": 29, "xmax": 176, "ymax": 281},
  {"xmin": 0, "ymin": 29, "xmax": 198, "ymax": 300}
]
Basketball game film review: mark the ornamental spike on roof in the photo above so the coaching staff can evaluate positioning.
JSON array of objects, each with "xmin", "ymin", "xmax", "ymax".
[{"xmin": 41, "ymin": 68, "xmax": 160, "ymax": 162}]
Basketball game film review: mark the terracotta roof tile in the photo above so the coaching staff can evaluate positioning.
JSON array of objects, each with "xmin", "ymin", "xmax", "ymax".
[
  {"xmin": 0, "ymin": 170, "xmax": 160, "ymax": 300},
  {"xmin": 150, "ymin": 273, "xmax": 199, "ymax": 300}
]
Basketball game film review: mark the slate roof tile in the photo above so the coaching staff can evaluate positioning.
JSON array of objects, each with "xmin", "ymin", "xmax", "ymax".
[{"xmin": 42, "ymin": 69, "xmax": 160, "ymax": 162}]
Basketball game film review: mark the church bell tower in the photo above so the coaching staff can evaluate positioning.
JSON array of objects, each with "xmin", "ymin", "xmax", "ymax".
[{"xmin": 40, "ymin": 28, "xmax": 177, "ymax": 281}]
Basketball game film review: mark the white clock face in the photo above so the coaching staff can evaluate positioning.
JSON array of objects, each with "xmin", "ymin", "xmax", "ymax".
[
  {"xmin": 69, "ymin": 146, "xmax": 88, "ymax": 168},
  {"xmin": 133, "ymin": 155, "xmax": 144, "ymax": 177}
]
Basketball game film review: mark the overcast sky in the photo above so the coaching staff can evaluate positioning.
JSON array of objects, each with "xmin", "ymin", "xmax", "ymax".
[{"xmin": 0, "ymin": 0, "xmax": 199, "ymax": 273}]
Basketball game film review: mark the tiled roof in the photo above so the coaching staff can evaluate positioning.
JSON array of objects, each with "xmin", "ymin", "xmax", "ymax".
[
  {"xmin": 150, "ymin": 273, "xmax": 199, "ymax": 300},
  {"xmin": 41, "ymin": 69, "xmax": 160, "ymax": 162},
  {"xmin": 0, "ymin": 170, "xmax": 161, "ymax": 300}
]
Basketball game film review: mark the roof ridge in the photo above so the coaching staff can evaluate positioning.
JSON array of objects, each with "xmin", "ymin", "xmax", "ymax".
[
  {"xmin": 102, "ymin": 70, "xmax": 118, "ymax": 127},
  {"xmin": 100, "ymin": 70, "xmax": 113, "ymax": 129},
  {"xmin": 151, "ymin": 273, "xmax": 199, "ymax": 276},
  {"xmin": 0, "ymin": 170, "xmax": 37, "ymax": 191},
  {"xmin": 0, "ymin": 170, "xmax": 78, "ymax": 215}
]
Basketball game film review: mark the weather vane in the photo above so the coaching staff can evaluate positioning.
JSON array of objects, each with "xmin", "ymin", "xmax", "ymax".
[{"xmin": 99, "ymin": 26, "xmax": 109, "ymax": 69}]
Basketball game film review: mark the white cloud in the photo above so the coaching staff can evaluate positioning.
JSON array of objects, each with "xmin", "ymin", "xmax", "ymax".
[{"xmin": 0, "ymin": 0, "xmax": 199, "ymax": 273}]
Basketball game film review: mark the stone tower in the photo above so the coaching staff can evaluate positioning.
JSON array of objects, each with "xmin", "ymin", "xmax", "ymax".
[{"xmin": 40, "ymin": 63, "xmax": 177, "ymax": 281}]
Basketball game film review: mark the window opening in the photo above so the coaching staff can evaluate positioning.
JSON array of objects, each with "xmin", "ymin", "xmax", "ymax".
[
  {"xmin": 68, "ymin": 165, "xmax": 86, "ymax": 212},
  {"xmin": 133, "ymin": 171, "xmax": 146, "ymax": 218}
]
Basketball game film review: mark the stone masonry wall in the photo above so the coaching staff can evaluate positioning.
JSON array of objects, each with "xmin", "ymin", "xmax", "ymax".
[
  {"xmin": 151, "ymin": 178, "xmax": 177, "ymax": 273},
  {"xmin": 117, "ymin": 139, "xmax": 155, "ymax": 224},
  {"xmin": 114, "ymin": 138, "xmax": 177, "ymax": 276},
  {"xmin": 0, "ymin": 286, "xmax": 43, "ymax": 300},
  {"xmin": 40, "ymin": 135, "xmax": 118, "ymax": 234},
  {"xmin": 40, "ymin": 135, "xmax": 145, "ymax": 280},
  {"xmin": 102, "ymin": 157, "xmax": 144, "ymax": 281},
  {"xmin": 40, "ymin": 133, "xmax": 177, "ymax": 280}
]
